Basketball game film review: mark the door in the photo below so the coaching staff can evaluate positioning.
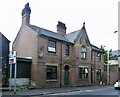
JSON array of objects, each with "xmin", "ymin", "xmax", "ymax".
[
  {"xmin": 91, "ymin": 67, "xmax": 93, "ymax": 83},
  {"xmin": 64, "ymin": 66, "xmax": 69, "ymax": 86}
]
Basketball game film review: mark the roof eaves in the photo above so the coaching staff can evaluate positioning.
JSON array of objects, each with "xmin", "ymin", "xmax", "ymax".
[
  {"xmin": 91, "ymin": 44, "xmax": 104, "ymax": 53},
  {"xmin": 29, "ymin": 24, "xmax": 73, "ymax": 44},
  {"xmin": 0, "ymin": 32, "xmax": 10, "ymax": 42}
]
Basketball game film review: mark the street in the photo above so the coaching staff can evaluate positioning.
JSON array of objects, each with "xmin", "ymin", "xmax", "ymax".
[
  {"xmin": 2, "ymin": 86, "xmax": 120, "ymax": 97},
  {"xmin": 33, "ymin": 87, "xmax": 120, "ymax": 97},
  {"xmin": 49, "ymin": 87, "xmax": 119, "ymax": 95}
]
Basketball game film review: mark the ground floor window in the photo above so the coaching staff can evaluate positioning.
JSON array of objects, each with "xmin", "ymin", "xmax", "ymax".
[
  {"xmin": 46, "ymin": 65, "xmax": 57, "ymax": 80},
  {"xmin": 96, "ymin": 69, "xmax": 101, "ymax": 80},
  {"xmin": 79, "ymin": 67, "xmax": 88, "ymax": 79}
]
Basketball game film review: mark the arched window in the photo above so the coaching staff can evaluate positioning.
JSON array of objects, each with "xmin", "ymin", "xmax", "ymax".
[
  {"xmin": 97, "ymin": 52, "xmax": 101, "ymax": 61},
  {"xmin": 81, "ymin": 46, "xmax": 87, "ymax": 59}
]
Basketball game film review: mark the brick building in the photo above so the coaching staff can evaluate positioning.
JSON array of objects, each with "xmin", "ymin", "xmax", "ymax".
[{"xmin": 13, "ymin": 3, "xmax": 104, "ymax": 88}]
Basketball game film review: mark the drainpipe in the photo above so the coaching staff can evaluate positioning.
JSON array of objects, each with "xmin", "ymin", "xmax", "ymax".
[
  {"xmin": 107, "ymin": 51, "xmax": 110, "ymax": 85},
  {"xmin": 60, "ymin": 42, "xmax": 63, "ymax": 87},
  {"xmin": 36, "ymin": 28, "xmax": 40, "ymax": 87},
  {"xmin": 94, "ymin": 51, "xmax": 96, "ymax": 84}
]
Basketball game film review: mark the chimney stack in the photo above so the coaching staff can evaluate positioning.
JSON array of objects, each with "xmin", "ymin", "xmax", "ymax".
[
  {"xmin": 21, "ymin": 3, "xmax": 31, "ymax": 25},
  {"xmin": 57, "ymin": 21, "xmax": 66, "ymax": 35}
]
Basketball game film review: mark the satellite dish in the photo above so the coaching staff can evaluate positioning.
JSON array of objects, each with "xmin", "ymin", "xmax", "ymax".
[
  {"xmin": 38, "ymin": 52, "xmax": 44, "ymax": 58},
  {"xmin": 39, "ymin": 46, "xmax": 45, "ymax": 58}
]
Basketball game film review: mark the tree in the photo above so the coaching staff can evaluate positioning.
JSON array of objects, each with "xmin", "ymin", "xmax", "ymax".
[{"xmin": 101, "ymin": 45, "xmax": 112, "ymax": 64}]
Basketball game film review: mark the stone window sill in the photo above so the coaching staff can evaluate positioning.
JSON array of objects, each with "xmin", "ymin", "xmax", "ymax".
[{"xmin": 46, "ymin": 79, "xmax": 58, "ymax": 82}]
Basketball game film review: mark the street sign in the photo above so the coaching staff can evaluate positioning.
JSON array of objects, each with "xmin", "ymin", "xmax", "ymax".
[{"xmin": 9, "ymin": 51, "xmax": 16, "ymax": 64}]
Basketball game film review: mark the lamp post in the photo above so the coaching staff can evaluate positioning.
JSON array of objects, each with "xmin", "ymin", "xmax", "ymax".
[
  {"xmin": 114, "ymin": 31, "xmax": 118, "ymax": 33},
  {"xmin": 107, "ymin": 51, "xmax": 110, "ymax": 85}
]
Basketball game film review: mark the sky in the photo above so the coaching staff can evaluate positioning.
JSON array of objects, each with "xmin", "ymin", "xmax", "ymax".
[{"xmin": 0, "ymin": 0, "xmax": 119, "ymax": 51}]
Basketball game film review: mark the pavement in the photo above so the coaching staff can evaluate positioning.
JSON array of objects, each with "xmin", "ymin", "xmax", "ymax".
[{"xmin": 2, "ymin": 85, "xmax": 112, "ymax": 96}]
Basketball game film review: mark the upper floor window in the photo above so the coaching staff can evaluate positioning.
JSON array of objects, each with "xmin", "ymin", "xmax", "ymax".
[
  {"xmin": 48, "ymin": 40, "xmax": 56, "ymax": 53},
  {"xmin": 81, "ymin": 46, "xmax": 87, "ymax": 59},
  {"xmin": 65, "ymin": 44, "xmax": 69, "ymax": 55},
  {"xmin": 97, "ymin": 52, "xmax": 101, "ymax": 61},
  {"xmin": 91, "ymin": 51, "xmax": 93, "ymax": 60}
]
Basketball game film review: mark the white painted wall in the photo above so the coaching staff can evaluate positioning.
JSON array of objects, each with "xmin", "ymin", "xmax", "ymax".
[{"xmin": 9, "ymin": 78, "xmax": 29, "ymax": 86}]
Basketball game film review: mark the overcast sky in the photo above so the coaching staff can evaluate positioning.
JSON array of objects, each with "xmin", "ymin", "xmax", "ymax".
[{"xmin": 0, "ymin": 0, "xmax": 119, "ymax": 51}]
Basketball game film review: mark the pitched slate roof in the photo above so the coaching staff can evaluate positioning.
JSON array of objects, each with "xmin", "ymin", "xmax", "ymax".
[
  {"xmin": 65, "ymin": 26, "xmax": 86, "ymax": 43},
  {"xmin": 64, "ymin": 30, "xmax": 80, "ymax": 43},
  {"xmin": 29, "ymin": 24, "xmax": 88, "ymax": 44},
  {"xmin": 29, "ymin": 24, "xmax": 102, "ymax": 52},
  {"xmin": 29, "ymin": 25, "xmax": 73, "ymax": 44}
]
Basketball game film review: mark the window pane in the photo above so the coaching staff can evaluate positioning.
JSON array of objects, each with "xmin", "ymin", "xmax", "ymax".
[
  {"xmin": 81, "ymin": 46, "xmax": 87, "ymax": 59},
  {"xmin": 79, "ymin": 68, "xmax": 82, "ymax": 78},
  {"xmin": 82, "ymin": 47, "xmax": 86, "ymax": 52},
  {"xmin": 48, "ymin": 41, "xmax": 55, "ymax": 47},
  {"xmin": 97, "ymin": 52, "xmax": 101, "ymax": 61},
  {"xmin": 65, "ymin": 44, "xmax": 69, "ymax": 55},
  {"xmin": 85, "ymin": 68, "xmax": 88, "ymax": 73},
  {"xmin": 48, "ymin": 40, "xmax": 56, "ymax": 53},
  {"xmin": 79, "ymin": 67, "xmax": 88, "ymax": 79},
  {"xmin": 46, "ymin": 66, "xmax": 57, "ymax": 80},
  {"xmin": 52, "ymin": 73, "xmax": 57, "ymax": 79},
  {"xmin": 97, "ymin": 69, "xmax": 101, "ymax": 79},
  {"xmin": 52, "ymin": 66, "xmax": 57, "ymax": 72}
]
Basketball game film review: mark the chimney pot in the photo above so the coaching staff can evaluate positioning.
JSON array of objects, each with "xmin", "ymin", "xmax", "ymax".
[
  {"xmin": 21, "ymin": 3, "xmax": 31, "ymax": 25},
  {"xmin": 83, "ymin": 22, "xmax": 85, "ymax": 27}
]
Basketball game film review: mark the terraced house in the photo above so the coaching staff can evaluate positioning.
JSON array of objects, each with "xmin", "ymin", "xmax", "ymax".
[{"xmin": 13, "ymin": 3, "xmax": 104, "ymax": 88}]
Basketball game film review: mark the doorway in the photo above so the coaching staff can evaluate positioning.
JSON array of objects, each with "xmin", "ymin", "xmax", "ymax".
[
  {"xmin": 64, "ymin": 65, "xmax": 69, "ymax": 86},
  {"xmin": 91, "ymin": 67, "xmax": 93, "ymax": 83}
]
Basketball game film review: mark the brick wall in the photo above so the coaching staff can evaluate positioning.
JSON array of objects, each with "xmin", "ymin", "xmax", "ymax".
[
  {"xmin": 13, "ymin": 25, "xmax": 38, "ymax": 82},
  {"xmin": 110, "ymin": 65, "xmax": 119, "ymax": 84},
  {"xmin": 13, "ymin": 24, "xmax": 105, "ymax": 87}
]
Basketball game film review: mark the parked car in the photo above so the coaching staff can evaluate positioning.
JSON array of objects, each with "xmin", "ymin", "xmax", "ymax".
[{"xmin": 114, "ymin": 80, "xmax": 120, "ymax": 89}]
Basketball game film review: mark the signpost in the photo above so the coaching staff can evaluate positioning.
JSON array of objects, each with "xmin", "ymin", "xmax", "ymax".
[{"xmin": 9, "ymin": 51, "xmax": 17, "ymax": 94}]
